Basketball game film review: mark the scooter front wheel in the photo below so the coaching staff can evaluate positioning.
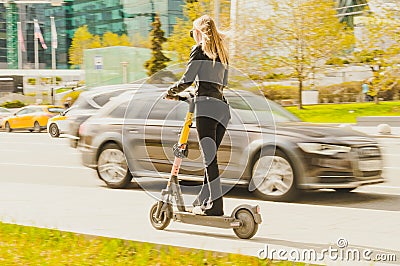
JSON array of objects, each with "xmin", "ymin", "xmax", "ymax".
[
  {"xmin": 233, "ymin": 209, "xmax": 258, "ymax": 239},
  {"xmin": 149, "ymin": 202, "xmax": 172, "ymax": 230}
]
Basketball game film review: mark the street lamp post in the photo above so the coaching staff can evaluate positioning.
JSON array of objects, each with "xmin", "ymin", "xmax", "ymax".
[{"xmin": 370, "ymin": 58, "xmax": 382, "ymax": 104}]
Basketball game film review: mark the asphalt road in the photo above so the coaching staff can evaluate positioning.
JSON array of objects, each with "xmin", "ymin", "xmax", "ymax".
[{"xmin": 0, "ymin": 132, "xmax": 399, "ymax": 265}]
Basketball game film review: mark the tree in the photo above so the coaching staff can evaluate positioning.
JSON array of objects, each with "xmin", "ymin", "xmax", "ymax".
[
  {"xmin": 103, "ymin": 32, "xmax": 120, "ymax": 47},
  {"xmin": 144, "ymin": 15, "xmax": 170, "ymax": 76},
  {"xmin": 119, "ymin": 34, "xmax": 132, "ymax": 46},
  {"xmin": 232, "ymin": 0, "xmax": 354, "ymax": 109},
  {"xmin": 131, "ymin": 32, "xmax": 151, "ymax": 48},
  {"xmin": 90, "ymin": 35, "xmax": 102, "ymax": 49},
  {"xmin": 166, "ymin": 0, "xmax": 230, "ymax": 63},
  {"xmin": 353, "ymin": 3, "xmax": 400, "ymax": 104},
  {"xmin": 68, "ymin": 25, "xmax": 94, "ymax": 68}
]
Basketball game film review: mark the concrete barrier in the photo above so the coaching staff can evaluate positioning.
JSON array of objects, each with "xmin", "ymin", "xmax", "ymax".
[{"xmin": 356, "ymin": 116, "xmax": 400, "ymax": 126}]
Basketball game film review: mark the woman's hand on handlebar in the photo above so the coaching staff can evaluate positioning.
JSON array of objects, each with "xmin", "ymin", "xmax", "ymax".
[
  {"xmin": 162, "ymin": 91, "xmax": 179, "ymax": 101},
  {"xmin": 163, "ymin": 92, "xmax": 190, "ymax": 101},
  {"xmin": 166, "ymin": 94, "xmax": 180, "ymax": 101}
]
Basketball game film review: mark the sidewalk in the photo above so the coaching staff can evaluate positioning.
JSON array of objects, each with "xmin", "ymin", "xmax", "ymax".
[
  {"xmin": 0, "ymin": 182, "xmax": 399, "ymax": 265},
  {"xmin": 352, "ymin": 126, "xmax": 400, "ymax": 138}
]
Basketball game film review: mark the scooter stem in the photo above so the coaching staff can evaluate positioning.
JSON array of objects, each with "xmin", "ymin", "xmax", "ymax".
[{"xmin": 166, "ymin": 95, "xmax": 195, "ymax": 211}]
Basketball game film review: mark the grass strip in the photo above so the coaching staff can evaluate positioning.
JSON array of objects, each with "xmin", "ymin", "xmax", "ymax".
[
  {"xmin": 285, "ymin": 101, "xmax": 400, "ymax": 123},
  {"xmin": 0, "ymin": 222, "xmax": 307, "ymax": 266}
]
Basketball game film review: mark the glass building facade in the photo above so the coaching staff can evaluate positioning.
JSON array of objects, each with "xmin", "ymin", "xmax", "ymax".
[
  {"xmin": 0, "ymin": 0, "xmax": 184, "ymax": 69},
  {"xmin": 0, "ymin": 5, "xmax": 6, "ymax": 68}
]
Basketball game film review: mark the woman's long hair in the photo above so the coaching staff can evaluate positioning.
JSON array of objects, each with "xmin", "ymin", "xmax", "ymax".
[{"xmin": 193, "ymin": 15, "xmax": 229, "ymax": 66}]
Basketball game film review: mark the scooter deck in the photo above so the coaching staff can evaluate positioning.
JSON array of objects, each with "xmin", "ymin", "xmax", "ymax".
[{"xmin": 173, "ymin": 211, "xmax": 242, "ymax": 229}]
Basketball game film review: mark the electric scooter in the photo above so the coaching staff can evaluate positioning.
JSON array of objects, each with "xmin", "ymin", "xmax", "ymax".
[{"xmin": 149, "ymin": 93, "xmax": 262, "ymax": 239}]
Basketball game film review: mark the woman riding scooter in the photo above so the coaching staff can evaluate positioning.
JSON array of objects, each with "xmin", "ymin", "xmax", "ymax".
[{"xmin": 165, "ymin": 15, "xmax": 230, "ymax": 216}]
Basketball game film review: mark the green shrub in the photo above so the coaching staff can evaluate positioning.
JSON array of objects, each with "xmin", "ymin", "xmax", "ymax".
[
  {"xmin": 326, "ymin": 57, "xmax": 350, "ymax": 66},
  {"xmin": 248, "ymin": 73, "xmax": 292, "ymax": 81},
  {"xmin": 260, "ymin": 84, "xmax": 298, "ymax": 101},
  {"xmin": 352, "ymin": 49, "xmax": 384, "ymax": 64},
  {"xmin": 1, "ymin": 100, "xmax": 26, "ymax": 108},
  {"xmin": 27, "ymin": 78, "xmax": 36, "ymax": 85},
  {"xmin": 61, "ymin": 90, "xmax": 82, "ymax": 106},
  {"xmin": 56, "ymin": 87, "xmax": 75, "ymax": 94},
  {"xmin": 317, "ymin": 81, "xmax": 362, "ymax": 103},
  {"xmin": 25, "ymin": 92, "xmax": 36, "ymax": 97}
]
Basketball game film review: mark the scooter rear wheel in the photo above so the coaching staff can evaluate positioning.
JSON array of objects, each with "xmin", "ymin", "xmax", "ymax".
[
  {"xmin": 150, "ymin": 202, "xmax": 172, "ymax": 230},
  {"xmin": 233, "ymin": 209, "xmax": 258, "ymax": 239}
]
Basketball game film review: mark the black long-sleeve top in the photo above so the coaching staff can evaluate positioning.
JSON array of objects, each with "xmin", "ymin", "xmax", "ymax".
[{"xmin": 167, "ymin": 44, "xmax": 228, "ymax": 101}]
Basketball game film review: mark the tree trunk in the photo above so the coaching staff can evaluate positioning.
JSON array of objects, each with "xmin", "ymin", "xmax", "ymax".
[
  {"xmin": 374, "ymin": 88, "xmax": 379, "ymax": 104},
  {"xmin": 298, "ymin": 79, "xmax": 303, "ymax": 110}
]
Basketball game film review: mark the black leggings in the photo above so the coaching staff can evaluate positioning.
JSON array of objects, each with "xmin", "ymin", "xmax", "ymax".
[{"xmin": 194, "ymin": 116, "xmax": 227, "ymax": 216}]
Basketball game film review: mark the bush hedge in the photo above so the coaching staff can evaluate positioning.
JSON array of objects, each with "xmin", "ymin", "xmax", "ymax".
[
  {"xmin": 61, "ymin": 90, "xmax": 82, "ymax": 106},
  {"xmin": 1, "ymin": 100, "xmax": 26, "ymax": 108},
  {"xmin": 256, "ymin": 80, "xmax": 399, "ymax": 104},
  {"xmin": 317, "ymin": 81, "xmax": 362, "ymax": 103},
  {"xmin": 260, "ymin": 84, "xmax": 299, "ymax": 101}
]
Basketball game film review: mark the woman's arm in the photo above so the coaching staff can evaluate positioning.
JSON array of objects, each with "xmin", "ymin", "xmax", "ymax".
[
  {"xmin": 167, "ymin": 45, "xmax": 202, "ymax": 96},
  {"xmin": 222, "ymin": 66, "xmax": 229, "ymax": 88}
]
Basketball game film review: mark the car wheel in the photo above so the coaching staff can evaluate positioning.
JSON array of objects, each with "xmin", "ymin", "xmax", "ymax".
[
  {"xmin": 49, "ymin": 123, "xmax": 60, "ymax": 138},
  {"xmin": 335, "ymin": 188, "xmax": 355, "ymax": 193},
  {"xmin": 5, "ymin": 122, "xmax": 12, "ymax": 132},
  {"xmin": 33, "ymin": 121, "xmax": 41, "ymax": 133},
  {"xmin": 250, "ymin": 149, "xmax": 298, "ymax": 202},
  {"xmin": 97, "ymin": 143, "xmax": 133, "ymax": 189}
]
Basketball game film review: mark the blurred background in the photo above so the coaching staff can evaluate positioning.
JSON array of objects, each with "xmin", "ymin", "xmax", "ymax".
[{"xmin": 0, "ymin": 0, "xmax": 398, "ymax": 110}]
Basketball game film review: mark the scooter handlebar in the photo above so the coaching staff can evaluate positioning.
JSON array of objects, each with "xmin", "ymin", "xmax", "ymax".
[{"xmin": 164, "ymin": 91, "xmax": 194, "ymax": 103}]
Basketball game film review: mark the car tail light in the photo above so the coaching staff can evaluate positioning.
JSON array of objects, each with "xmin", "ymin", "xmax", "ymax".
[
  {"xmin": 78, "ymin": 124, "xmax": 85, "ymax": 136},
  {"xmin": 78, "ymin": 124, "xmax": 86, "ymax": 136}
]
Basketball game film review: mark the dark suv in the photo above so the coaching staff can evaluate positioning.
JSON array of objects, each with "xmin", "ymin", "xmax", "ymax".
[
  {"xmin": 67, "ymin": 84, "xmax": 143, "ymax": 148},
  {"xmin": 78, "ymin": 87, "xmax": 384, "ymax": 201}
]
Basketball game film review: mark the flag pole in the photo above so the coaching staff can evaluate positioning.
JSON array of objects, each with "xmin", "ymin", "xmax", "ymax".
[
  {"xmin": 34, "ymin": 19, "xmax": 39, "ymax": 69},
  {"xmin": 17, "ymin": 22, "xmax": 22, "ymax": 69},
  {"xmin": 50, "ymin": 16, "xmax": 57, "ymax": 104},
  {"xmin": 50, "ymin": 17, "xmax": 56, "ymax": 70}
]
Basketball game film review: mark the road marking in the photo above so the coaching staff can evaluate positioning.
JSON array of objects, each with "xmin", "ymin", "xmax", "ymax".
[
  {"xmin": 0, "ymin": 162, "xmax": 88, "ymax": 170},
  {"xmin": 0, "ymin": 149, "xmax": 81, "ymax": 155},
  {"xmin": 0, "ymin": 141, "xmax": 68, "ymax": 146},
  {"xmin": 373, "ymin": 185, "xmax": 400, "ymax": 189}
]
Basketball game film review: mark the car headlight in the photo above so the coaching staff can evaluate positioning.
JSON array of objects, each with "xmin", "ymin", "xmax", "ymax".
[{"xmin": 298, "ymin": 143, "xmax": 351, "ymax": 155}]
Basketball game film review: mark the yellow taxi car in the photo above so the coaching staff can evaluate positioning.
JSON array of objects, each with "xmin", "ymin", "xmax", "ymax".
[{"xmin": 2, "ymin": 105, "xmax": 65, "ymax": 133}]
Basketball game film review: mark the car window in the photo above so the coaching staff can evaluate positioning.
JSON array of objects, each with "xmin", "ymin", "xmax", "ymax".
[
  {"xmin": 48, "ymin": 107, "xmax": 65, "ymax": 113},
  {"xmin": 16, "ymin": 108, "xmax": 29, "ymax": 115},
  {"xmin": 0, "ymin": 107, "xmax": 10, "ymax": 113},
  {"xmin": 148, "ymin": 99, "xmax": 183, "ymax": 120},
  {"xmin": 107, "ymin": 103, "xmax": 129, "ymax": 118},
  {"xmin": 226, "ymin": 93, "xmax": 300, "ymax": 124},
  {"xmin": 92, "ymin": 90, "xmax": 129, "ymax": 107},
  {"xmin": 124, "ymin": 97, "xmax": 182, "ymax": 121},
  {"xmin": 15, "ymin": 109, "xmax": 24, "ymax": 115},
  {"xmin": 72, "ymin": 96, "xmax": 96, "ymax": 110}
]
